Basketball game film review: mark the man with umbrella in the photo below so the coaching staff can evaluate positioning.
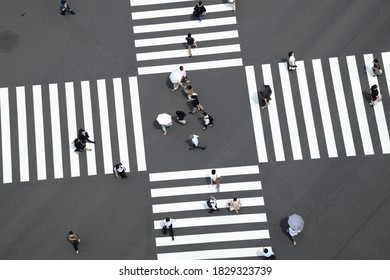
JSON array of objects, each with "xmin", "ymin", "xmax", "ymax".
[
  {"xmin": 287, "ymin": 213, "xmax": 304, "ymax": 246},
  {"xmin": 259, "ymin": 85, "xmax": 272, "ymax": 109},
  {"xmin": 156, "ymin": 113, "xmax": 173, "ymax": 135}
]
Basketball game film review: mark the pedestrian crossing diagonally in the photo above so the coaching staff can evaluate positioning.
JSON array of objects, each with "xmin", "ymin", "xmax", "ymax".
[
  {"xmin": 129, "ymin": 0, "xmax": 243, "ymax": 75},
  {"xmin": 149, "ymin": 165, "xmax": 272, "ymax": 260},
  {"xmin": 246, "ymin": 51, "xmax": 390, "ymax": 163},
  {"xmin": 0, "ymin": 77, "xmax": 146, "ymax": 184}
]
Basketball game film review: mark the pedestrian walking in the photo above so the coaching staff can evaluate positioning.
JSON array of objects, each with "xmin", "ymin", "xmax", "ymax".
[
  {"xmin": 188, "ymin": 93, "xmax": 204, "ymax": 114},
  {"xmin": 228, "ymin": 197, "xmax": 242, "ymax": 213},
  {"xmin": 184, "ymin": 85, "xmax": 194, "ymax": 100},
  {"xmin": 73, "ymin": 138, "xmax": 92, "ymax": 154},
  {"xmin": 185, "ymin": 33, "xmax": 198, "ymax": 57},
  {"xmin": 287, "ymin": 227, "xmax": 300, "ymax": 246},
  {"xmin": 67, "ymin": 231, "xmax": 80, "ymax": 254},
  {"xmin": 372, "ymin": 58, "xmax": 383, "ymax": 76},
  {"xmin": 189, "ymin": 134, "xmax": 206, "ymax": 150},
  {"xmin": 288, "ymin": 51, "xmax": 297, "ymax": 71},
  {"xmin": 369, "ymin": 84, "xmax": 383, "ymax": 106},
  {"xmin": 193, "ymin": 1, "xmax": 206, "ymax": 21},
  {"xmin": 170, "ymin": 66, "xmax": 190, "ymax": 92},
  {"xmin": 161, "ymin": 217, "xmax": 175, "ymax": 241},
  {"xmin": 262, "ymin": 248, "xmax": 276, "ymax": 260},
  {"xmin": 210, "ymin": 169, "xmax": 221, "ymax": 192},
  {"xmin": 287, "ymin": 213, "xmax": 304, "ymax": 246},
  {"xmin": 78, "ymin": 128, "xmax": 95, "ymax": 144},
  {"xmin": 207, "ymin": 196, "xmax": 218, "ymax": 213},
  {"xmin": 114, "ymin": 163, "xmax": 127, "ymax": 179},
  {"xmin": 176, "ymin": 110, "xmax": 187, "ymax": 125},
  {"xmin": 259, "ymin": 85, "xmax": 272, "ymax": 109},
  {"xmin": 60, "ymin": 0, "xmax": 75, "ymax": 15},
  {"xmin": 228, "ymin": 0, "xmax": 236, "ymax": 13},
  {"xmin": 180, "ymin": 66, "xmax": 190, "ymax": 84},
  {"xmin": 202, "ymin": 112, "xmax": 214, "ymax": 130}
]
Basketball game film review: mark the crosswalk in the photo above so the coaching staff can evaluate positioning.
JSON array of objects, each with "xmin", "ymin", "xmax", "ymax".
[
  {"xmin": 246, "ymin": 51, "xmax": 390, "ymax": 163},
  {"xmin": 150, "ymin": 165, "xmax": 271, "ymax": 260},
  {"xmin": 0, "ymin": 77, "xmax": 146, "ymax": 184},
  {"xmin": 130, "ymin": 0, "xmax": 242, "ymax": 75}
]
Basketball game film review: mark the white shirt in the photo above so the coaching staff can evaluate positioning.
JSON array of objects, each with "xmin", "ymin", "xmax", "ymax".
[
  {"xmin": 288, "ymin": 227, "xmax": 300, "ymax": 237},
  {"xmin": 263, "ymin": 248, "xmax": 274, "ymax": 258},
  {"xmin": 191, "ymin": 135, "xmax": 199, "ymax": 146},
  {"xmin": 115, "ymin": 165, "xmax": 125, "ymax": 172},
  {"xmin": 289, "ymin": 54, "xmax": 296, "ymax": 66},
  {"xmin": 162, "ymin": 219, "xmax": 174, "ymax": 227}
]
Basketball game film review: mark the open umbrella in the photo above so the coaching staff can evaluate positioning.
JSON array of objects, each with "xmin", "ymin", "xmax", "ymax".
[
  {"xmin": 259, "ymin": 84, "xmax": 272, "ymax": 99},
  {"xmin": 156, "ymin": 113, "xmax": 172, "ymax": 126},
  {"xmin": 169, "ymin": 69, "xmax": 182, "ymax": 84},
  {"xmin": 288, "ymin": 214, "xmax": 304, "ymax": 231}
]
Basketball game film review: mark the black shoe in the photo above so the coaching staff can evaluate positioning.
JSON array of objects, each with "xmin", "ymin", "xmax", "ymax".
[
  {"xmin": 70, "ymin": 11, "xmax": 75, "ymax": 14},
  {"xmin": 201, "ymin": 146, "xmax": 206, "ymax": 150}
]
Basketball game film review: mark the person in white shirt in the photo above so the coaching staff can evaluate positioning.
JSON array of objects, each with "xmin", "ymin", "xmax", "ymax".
[
  {"xmin": 114, "ymin": 163, "xmax": 127, "ymax": 179},
  {"xmin": 162, "ymin": 217, "xmax": 175, "ymax": 241},
  {"xmin": 288, "ymin": 51, "xmax": 297, "ymax": 71},
  {"xmin": 207, "ymin": 196, "xmax": 218, "ymax": 213},
  {"xmin": 287, "ymin": 227, "xmax": 300, "ymax": 245},
  {"xmin": 209, "ymin": 169, "xmax": 221, "ymax": 192},
  {"xmin": 189, "ymin": 134, "xmax": 206, "ymax": 150},
  {"xmin": 262, "ymin": 248, "xmax": 276, "ymax": 260}
]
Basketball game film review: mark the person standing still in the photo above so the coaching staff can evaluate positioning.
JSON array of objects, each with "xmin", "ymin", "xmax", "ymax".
[
  {"xmin": 186, "ymin": 33, "xmax": 198, "ymax": 57},
  {"xmin": 162, "ymin": 217, "xmax": 175, "ymax": 241},
  {"xmin": 67, "ymin": 231, "xmax": 80, "ymax": 254},
  {"xmin": 210, "ymin": 169, "xmax": 221, "ymax": 192},
  {"xmin": 193, "ymin": 1, "xmax": 206, "ymax": 21}
]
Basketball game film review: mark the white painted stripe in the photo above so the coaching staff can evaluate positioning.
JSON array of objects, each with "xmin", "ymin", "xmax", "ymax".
[
  {"xmin": 130, "ymin": 0, "xmax": 194, "ymax": 6},
  {"xmin": 278, "ymin": 63, "xmax": 302, "ymax": 160},
  {"xmin": 81, "ymin": 81, "xmax": 97, "ymax": 175},
  {"xmin": 262, "ymin": 64, "xmax": 285, "ymax": 161},
  {"xmin": 329, "ymin": 57, "xmax": 356, "ymax": 157},
  {"xmin": 134, "ymin": 17, "xmax": 237, "ymax": 34},
  {"xmin": 32, "ymin": 85, "xmax": 47, "ymax": 180},
  {"xmin": 156, "ymin": 229, "xmax": 269, "ymax": 247},
  {"xmin": 132, "ymin": 4, "xmax": 232, "ymax": 20},
  {"xmin": 152, "ymin": 197, "xmax": 264, "ymax": 213},
  {"xmin": 150, "ymin": 165, "xmax": 259, "ymax": 182},
  {"xmin": 381, "ymin": 52, "xmax": 390, "ymax": 98},
  {"xmin": 49, "ymin": 84, "xmax": 63, "ymax": 179},
  {"xmin": 364, "ymin": 54, "xmax": 390, "ymax": 154},
  {"xmin": 138, "ymin": 58, "xmax": 243, "ymax": 75},
  {"xmin": 296, "ymin": 61, "xmax": 321, "ymax": 159},
  {"xmin": 154, "ymin": 213, "xmax": 267, "ymax": 229},
  {"xmin": 346, "ymin": 56, "xmax": 374, "ymax": 155},
  {"xmin": 16, "ymin": 87, "xmax": 29, "ymax": 182},
  {"xmin": 0, "ymin": 88, "xmax": 12, "ymax": 183},
  {"xmin": 312, "ymin": 59, "xmax": 338, "ymax": 158},
  {"xmin": 136, "ymin": 44, "xmax": 241, "ymax": 61},
  {"xmin": 158, "ymin": 246, "xmax": 269, "ymax": 260},
  {"xmin": 129, "ymin": 77, "xmax": 147, "ymax": 171},
  {"xmin": 113, "ymin": 78, "xmax": 130, "ymax": 171},
  {"xmin": 245, "ymin": 66, "xmax": 268, "ymax": 163},
  {"xmin": 65, "ymin": 82, "xmax": 80, "ymax": 177},
  {"xmin": 151, "ymin": 181, "xmax": 262, "ymax": 197},
  {"xmin": 97, "ymin": 79, "xmax": 114, "ymax": 174},
  {"xmin": 135, "ymin": 30, "xmax": 239, "ymax": 48}
]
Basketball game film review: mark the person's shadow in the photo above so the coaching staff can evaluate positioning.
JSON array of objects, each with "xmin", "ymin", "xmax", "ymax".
[
  {"xmin": 362, "ymin": 90, "xmax": 372, "ymax": 103},
  {"xmin": 279, "ymin": 217, "xmax": 290, "ymax": 239}
]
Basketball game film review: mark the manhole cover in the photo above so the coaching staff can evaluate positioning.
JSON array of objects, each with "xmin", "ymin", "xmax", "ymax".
[{"xmin": 0, "ymin": 31, "xmax": 19, "ymax": 52}]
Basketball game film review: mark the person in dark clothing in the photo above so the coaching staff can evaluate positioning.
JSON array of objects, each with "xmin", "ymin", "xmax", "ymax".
[
  {"xmin": 176, "ymin": 110, "xmax": 187, "ymax": 125},
  {"xmin": 185, "ymin": 33, "xmax": 198, "ymax": 57},
  {"xmin": 60, "ymin": 0, "xmax": 75, "ymax": 15},
  {"xmin": 370, "ymin": 84, "xmax": 382, "ymax": 106},
  {"xmin": 162, "ymin": 217, "xmax": 175, "ymax": 241},
  {"xmin": 207, "ymin": 196, "xmax": 218, "ymax": 213},
  {"xmin": 67, "ymin": 231, "xmax": 80, "ymax": 254},
  {"xmin": 202, "ymin": 112, "xmax": 214, "ymax": 130},
  {"xmin": 193, "ymin": 1, "xmax": 206, "ymax": 21},
  {"xmin": 73, "ymin": 138, "xmax": 91, "ymax": 154},
  {"xmin": 114, "ymin": 163, "xmax": 127, "ymax": 179},
  {"xmin": 78, "ymin": 128, "xmax": 95, "ymax": 144},
  {"xmin": 188, "ymin": 93, "xmax": 204, "ymax": 114}
]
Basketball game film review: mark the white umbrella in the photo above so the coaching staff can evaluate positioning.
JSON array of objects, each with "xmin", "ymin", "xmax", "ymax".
[
  {"xmin": 169, "ymin": 69, "xmax": 182, "ymax": 84},
  {"xmin": 288, "ymin": 214, "xmax": 304, "ymax": 231},
  {"xmin": 156, "ymin": 113, "xmax": 172, "ymax": 126}
]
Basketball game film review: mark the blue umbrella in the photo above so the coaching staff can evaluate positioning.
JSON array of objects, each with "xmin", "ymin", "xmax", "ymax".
[{"xmin": 288, "ymin": 214, "xmax": 304, "ymax": 231}]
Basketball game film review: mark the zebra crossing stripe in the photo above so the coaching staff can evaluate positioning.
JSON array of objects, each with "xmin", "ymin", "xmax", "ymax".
[
  {"xmin": 346, "ymin": 56, "xmax": 374, "ymax": 155},
  {"xmin": 152, "ymin": 197, "xmax": 264, "ymax": 213},
  {"xmin": 132, "ymin": 4, "xmax": 232, "ymax": 20},
  {"xmin": 262, "ymin": 64, "xmax": 285, "ymax": 161},
  {"xmin": 153, "ymin": 213, "xmax": 267, "ymax": 229},
  {"xmin": 136, "ymin": 44, "xmax": 241, "ymax": 61},
  {"xmin": 278, "ymin": 63, "xmax": 303, "ymax": 160},
  {"xmin": 33, "ymin": 85, "xmax": 47, "ymax": 180},
  {"xmin": 364, "ymin": 54, "xmax": 390, "ymax": 154},
  {"xmin": 157, "ymin": 246, "xmax": 268, "ymax": 260},
  {"xmin": 16, "ymin": 86, "xmax": 29, "ymax": 182},
  {"xmin": 312, "ymin": 59, "xmax": 338, "ymax": 158},
  {"xmin": 329, "ymin": 57, "xmax": 356, "ymax": 157},
  {"xmin": 49, "ymin": 84, "xmax": 64, "ymax": 179},
  {"xmin": 0, "ymin": 88, "xmax": 12, "ymax": 184},
  {"xmin": 133, "ymin": 17, "xmax": 237, "ymax": 34},
  {"xmin": 135, "ymin": 30, "xmax": 239, "ymax": 48},
  {"xmin": 296, "ymin": 61, "xmax": 321, "ymax": 159},
  {"xmin": 130, "ymin": 0, "xmax": 194, "ymax": 6},
  {"xmin": 381, "ymin": 52, "xmax": 390, "ymax": 98},
  {"xmin": 156, "ymin": 229, "xmax": 270, "ymax": 247},
  {"xmin": 81, "ymin": 81, "xmax": 97, "ymax": 176},
  {"xmin": 245, "ymin": 66, "xmax": 268, "ymax": 163}
]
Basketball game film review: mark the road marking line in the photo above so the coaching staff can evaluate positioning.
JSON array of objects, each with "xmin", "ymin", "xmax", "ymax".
[
  {"xmin": 130, "ymin": 0, "xmax": 194, "ymax": 6},
  {"xmin": 245, "ymin": 66, "xmax": 268, "ymax": 163},
  {"xmin": 32, "ymin": 85, "xmax": 47, "ymax": 180},
  {"xmin": 81, "ymin": 81, "xmax": 97, "ymax": 175},
  {"xmin": 97, "ymin": 79, "xmax": 114, "ymax": 174},
  {"xmin": 129, "ymin": 77, "xmax": 147, "ymax": 171},
  {"xmin": 150, "ymin": 165, "xmax": 259, "ymax": 182},
  {"xmin": 16, "ymin": 86, "xmax": 29, "ymax": 182},
  {"xmin": 151, "ymin": 181, "xmax": 262, "ymax": 197},
  {"xmin": 296, "ymin": 61, "xmax": 321, "ymax": 159},
  {"xmin": 136, "ymin": 44, "xmax": 241, "ymax": 61},
  {"xmin": 0, "ymin": 88, "xmax": 12, "ymax": 183},
  {"xmin": 49, "ymin": 84, "xmax": 63, "ymax": 179},
  {"xmin": 364, "ymin": 54, "xmax": 390, "ymax": 154},
  {"xmin": 152, "ymin": 197, "xmax": 264, "ymax": 213},
  {"xmin": 381, "ymin": 52, "xmax": 390, "ymax": 98},
  {"xmin": 156, "ymin": 229, "xmax": 269, "ymax": 247},
  {"xmin": 278, "ymin": 63, "xmax": 303, "ymax": 160},
  {"xmin": 312, "ymin": 59, "xmax": 338, "ymax": 158},
  {"xmin": 346, "ymin": 56, "xmax": 374, "ymax": 155},
  {"xmin": 329, "ymin": 57, "xmax": 356, "ymax": 157},
  {"xmin": 135, "ymin": 30, "xmax": 239, "ymax": 48},
  {"xmin": 133, "ymin": 17, "xmax": 237, "ymax": 34},
  {"xmin": 138, "ymin": 58, "xmax": 243, "ymax": 75},
  {"xmin": 262, "ymin": 64, "xmax": 285, "ymax": 161}
]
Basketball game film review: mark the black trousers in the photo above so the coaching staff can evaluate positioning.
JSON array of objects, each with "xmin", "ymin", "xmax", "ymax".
[
  {"xmin": 162, "ymin": 225, "xmax": 174, "ymax": 238},
  {"xmin": 71, "ymin": 240, "xmax": 79, "ymax": 251}
]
